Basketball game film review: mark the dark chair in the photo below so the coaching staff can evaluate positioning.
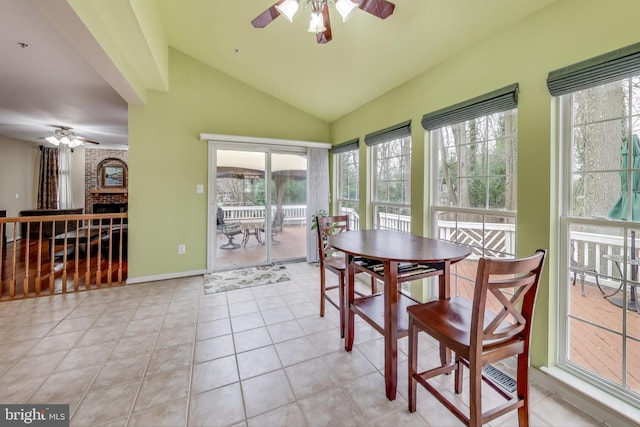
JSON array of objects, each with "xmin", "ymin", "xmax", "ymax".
[
  {"xmin": 217, "ymin": 208, "xmax": 242, "ymax": 249},
  {"xmin": 316, "ymin": 215, "xmax": 376, "ymax": 337},
  {"xmin": 407, "ymin": 249, "xmax": 547, "ymax": 427},
  {"xmin": 570, "ymin": 258, "xmax": 603, "ymax": 297}
]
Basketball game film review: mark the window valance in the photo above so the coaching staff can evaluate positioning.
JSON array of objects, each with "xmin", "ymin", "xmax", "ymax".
[
  {"xmin": 547, "ymin": 42, "xmax": 640, "ymax": 96},
  {"xmin": 364, "ymin": 120, "xmax": 412, "ymax": 146},
  {"xmin": 421, "ymin": 83, "xmax": 519, "ymax": 131},
  {"xmin": 331, "ymin": 138, "xmax": 359, "ymax": 154}
]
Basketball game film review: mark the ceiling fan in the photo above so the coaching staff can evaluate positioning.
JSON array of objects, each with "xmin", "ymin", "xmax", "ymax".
[
  {"xmin": 41, "ymin": 126, "xmax": 100, "ymax": 147},
  {"xmin": 251, "ymin": 0, "xmax": 395, "ymax": 44}
]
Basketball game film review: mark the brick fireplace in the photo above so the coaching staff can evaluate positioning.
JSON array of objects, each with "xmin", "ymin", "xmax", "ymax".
[{"xmin": 85, "ymin": 148, "xmax": 128, "ymax": 214}]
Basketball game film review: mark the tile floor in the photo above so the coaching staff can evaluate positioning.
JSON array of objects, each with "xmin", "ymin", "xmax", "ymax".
[{"xmin": 0, "ymin": 262, "xmax": 604, "ymax": 426}]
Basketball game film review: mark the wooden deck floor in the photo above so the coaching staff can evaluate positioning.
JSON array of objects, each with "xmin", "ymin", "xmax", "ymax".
[{"xmin": 452, "ymin": 258, "xmax": 640, "ymax": 396}]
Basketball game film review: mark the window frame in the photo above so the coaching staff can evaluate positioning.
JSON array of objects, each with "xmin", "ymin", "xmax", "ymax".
[{"xmin": 370, "ymin": 135, "xmax": 412, "ymax": 231}]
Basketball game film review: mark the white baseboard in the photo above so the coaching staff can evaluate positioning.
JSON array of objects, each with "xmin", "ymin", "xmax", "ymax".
[{"xmin": 126, "ymin": 269, "xmax": 207, "ymax": 285}]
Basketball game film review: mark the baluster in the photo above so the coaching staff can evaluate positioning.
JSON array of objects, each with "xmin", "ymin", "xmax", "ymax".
[{"xmin": 10, "ymin": 222, "xmax": 18, "ymax": 298}]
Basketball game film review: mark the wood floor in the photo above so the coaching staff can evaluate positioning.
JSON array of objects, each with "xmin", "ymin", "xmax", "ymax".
[{"xmin": 0, "ymin": 237, "xmax": 127, "ymax": 301}]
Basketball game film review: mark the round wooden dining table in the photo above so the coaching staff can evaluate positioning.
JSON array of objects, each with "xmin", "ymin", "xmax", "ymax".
[{"xmin": 328, "ymin": 229, "xmax": 472, "ymax": 400}]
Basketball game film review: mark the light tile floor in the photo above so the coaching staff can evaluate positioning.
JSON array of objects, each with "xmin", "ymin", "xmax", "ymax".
[{"xmin": 0, "ymin": 262, "xmax": 604, "ymax": 426}]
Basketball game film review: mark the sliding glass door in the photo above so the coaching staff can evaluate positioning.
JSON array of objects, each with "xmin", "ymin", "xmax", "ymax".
[{"xmin": 209, "ymin": 145, "xmax": 307, "ymax": 270}]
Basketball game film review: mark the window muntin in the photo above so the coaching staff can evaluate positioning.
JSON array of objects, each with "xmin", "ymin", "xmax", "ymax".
[
  {"xmin": 430, "ymin": 109, "xmax": 518, "ymax": 299},
  {"xmin": 559, "ymin": 74, "xmax": 640, "ymax": 402},
  {"xmin": 434, "ymin": 110, "xmax": 517, "ymax": 212},
  {"xmin": 371, "ymin": 136, "xmax": 411, "ymax": 231}
]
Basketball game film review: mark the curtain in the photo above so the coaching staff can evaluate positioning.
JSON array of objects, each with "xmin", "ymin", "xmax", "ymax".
[
  {"xmin": 37, "ymin": 147, "xmax": 59, "ymax": 209},
  {"xmin": 421, "ymin": 83, "xmax": 519, "ymax": 131},
  {"xmin": 546, "ymin": 41, "xmax": 640, "ymax": 96},
  {"xmin": 58, "ymin": 147, "xmax": 74, "ymax": 209},
  {"xmin": 306, "ymin": 147, "xmax": 329, "ymax": 262},
  {"xmin": 331, "ymin": 138, "xmax": 359, "ymax": 154},
  {"xmin": 364, "ymin": 120, "xmax": 412, "ymax": 146}
]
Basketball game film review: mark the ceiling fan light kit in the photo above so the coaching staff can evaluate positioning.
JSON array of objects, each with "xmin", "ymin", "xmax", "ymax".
[
  {"xmin": 275, "ymin": 0, "xmax": 299, "ymax": 22},
  {"xmin": 253, "ymin": 0, "xmax": 394, "ymax": 43},
  {"xmin": 335, "ymin": 0, "xmax": 359, "ymax": 22},
  {"xmin": 43, "ymin": 127, "xmax": 99, "ymax": 147},
  {"xmin": 308, "ymin": 11, "xmax": 326, "ymax": 33}
]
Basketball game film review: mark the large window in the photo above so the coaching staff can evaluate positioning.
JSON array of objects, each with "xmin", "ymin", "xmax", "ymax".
[
  {"xmin": 556, "ymin": 71, "xmax": 640, "ymax": 404},
  {"xmin": 425, "ymin": 84, "xmax": 518, "ymax": 298},
  {"xmin": 366, "ymin": 121, "xmax": 412, "ymax": 231},
  {"xmin": 334, "ymin": 140, "xmax": 360, "ymax": 229}
]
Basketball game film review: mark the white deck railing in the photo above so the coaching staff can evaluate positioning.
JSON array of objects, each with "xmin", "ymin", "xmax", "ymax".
[
  {"xmin": 570, "ymin": 231, "xmax": 636, "ymax": 287},
  {"xmin": 221, "ymin": 205, "xmax": 307, "ymax": 226}
]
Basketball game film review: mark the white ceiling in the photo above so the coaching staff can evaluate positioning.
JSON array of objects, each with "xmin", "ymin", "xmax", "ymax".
[
  {"xmin": 0, "ymin": 0, "xmax": 557, "ymax": 148},
  {"xmin": 0, "ymin": 0, "xmax": 128, "ymax": 147}
]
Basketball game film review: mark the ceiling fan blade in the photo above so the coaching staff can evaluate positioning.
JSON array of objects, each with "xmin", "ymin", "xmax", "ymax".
[
  {"xmin": 316, "ymin": 3, "xmax": 332, "ymax": 44},
  {"xmin": 76, "ymin": 136, "xmax": 100, "ymax": 145},
  {"xmin": 356, "ymin": 0, "xmax": 395, "ymax": 19},
  {"xmin": 251, "ymin": 0, "xmax": 285, "ymax": 28}
]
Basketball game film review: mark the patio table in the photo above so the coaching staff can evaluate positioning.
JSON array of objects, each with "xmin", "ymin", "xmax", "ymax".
[
  {"xmin": 238, "ymin": 220, "xmax": 263, "ymax": 247},
  {"xmin": 602, "ymin": 254, "xmax": 640, "ymax": 313},
  {"xmin": 328, "ymin": 229, "xmax": 471, "ymax": 400}
]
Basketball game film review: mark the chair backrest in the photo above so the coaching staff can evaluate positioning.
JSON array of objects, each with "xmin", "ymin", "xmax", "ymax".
[
  {"xmin": 217, "ymin": 207, "xmax": 225, "ymax": 226},
  {"xmin": 471, "ymin": 249, "xmax": 547, "ymax": 349},
  {"xmin": 315, "ymin": 215, "xmax": 350, "ymax": 263}
]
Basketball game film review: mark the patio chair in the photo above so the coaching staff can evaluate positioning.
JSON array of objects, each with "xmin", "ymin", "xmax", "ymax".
[
  {"xmin": 407, "ymin": 249, "xmax": 547, "ymax": 427},
  {"xmin": 261, "ymin": 211, "xmax": 285, "ymax": 244},
  {"xmin": 217, "ymin": 208, "xmax": 242, "ymax": 249},
  {"xmin": 570, "ymin": 259, "xmax": 603, "ymax": 297}
]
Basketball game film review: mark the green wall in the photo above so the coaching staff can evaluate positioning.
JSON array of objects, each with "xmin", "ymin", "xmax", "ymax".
[
  {"xmin": 128, "ymin": 49, "xmax": 329, "ymax": 280},
  {"xmin": 329, "ymin": 0, "xmax": 640, "ymax": 367},
  {"xmin": 125, "ymin": 0, "xmax": 640, "ymax": 367}
]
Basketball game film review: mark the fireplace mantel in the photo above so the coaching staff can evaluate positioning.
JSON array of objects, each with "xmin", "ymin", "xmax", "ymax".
[{"xmin": 90, "ymin": 189, "xmax": 128, "ymax": 195}]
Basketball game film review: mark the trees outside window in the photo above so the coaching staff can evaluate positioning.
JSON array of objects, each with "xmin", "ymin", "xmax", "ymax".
[
  {"xmin": 431, "ymin": 109, "xmax": 517, "ymax": 256},
  {"xmin": 559, "ymin": 75, "xmax": 640, "ymax": 403},
  {"xmin": 336, "ymin": 149, "xmax": 360, "ymax": 229},
  {"xmin": 371, "ymin": 136, "xmax": 411, "ymax": 231}
]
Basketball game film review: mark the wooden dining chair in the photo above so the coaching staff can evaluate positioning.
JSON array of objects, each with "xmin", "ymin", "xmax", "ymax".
[
  {"xmin": 315, "ymin": 215, "xmax": 375, "ymax": 337},
  {"xmin": 407, "ymin": 249, "xmax": 547, "ymax": 427}
]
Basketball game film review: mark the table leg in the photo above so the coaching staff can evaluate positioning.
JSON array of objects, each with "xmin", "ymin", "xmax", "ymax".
[
  {"xmin": 439, "ymin": 261, "xmax": 452, "ymax": 366},
  {"xmin": 607, "ymin": 260, "xmax": 640, "ymax": 312},
  {"xmin": 384, "ymin": 260, "xmax": 399, "ymax": 401},
  {"xmin": 344, "ymin": 253, "xmax": 356, "ymax": 352}
]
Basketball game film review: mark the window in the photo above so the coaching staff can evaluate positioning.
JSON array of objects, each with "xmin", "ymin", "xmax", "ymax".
[
  {"xmin": 553, "ymin": 48, "xmax": 640, "ymax": 403},
  {"xmin": 366, "ymin": 121, "xmax": 412, "ymax": 232},
  {"xmin": 334, "ymin": 139, "xmax": 360, "ymax": 229},
  {"xmin": 425, "ymin": 84, "xmax": 518, "ymax": 298}
]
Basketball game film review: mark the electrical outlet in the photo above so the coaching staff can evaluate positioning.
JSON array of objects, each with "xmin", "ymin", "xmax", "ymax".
[{"xmin": 178, "ymin": 244, "xmax": 186, "ymax": 254}]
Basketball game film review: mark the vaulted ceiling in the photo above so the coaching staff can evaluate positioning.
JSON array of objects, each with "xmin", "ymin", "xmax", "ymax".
[{"xmin": 0, "ymin": 0, "xmax": 557, "ymax": 147}]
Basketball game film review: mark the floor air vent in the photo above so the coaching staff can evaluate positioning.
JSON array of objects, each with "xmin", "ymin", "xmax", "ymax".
[{"xmin": 482, "ymin": 365, "xmax": 516, "ymax": 393}]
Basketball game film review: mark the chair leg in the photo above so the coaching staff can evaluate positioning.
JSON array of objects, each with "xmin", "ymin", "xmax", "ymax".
[
  {"xmin": 469, "ymin": 360, "xmax": 482, "ymax": 427},
  {"xmin": 454, "ymin": 357, "xmax": 463, "ymax": 394},
  {"xmin": 320, "ymin": 267, "xmax": 326, "ymax": 317},
  {"xmin": 408, "ymin": 317, "xmax": 418, "ymax": 413},
  {"xmin": 338, "ymin": 271, "xmax": 346, "ymax": 338},
  {"xmin": 517, "ymin": 353, "xmax": 530, "ymax": 427}
]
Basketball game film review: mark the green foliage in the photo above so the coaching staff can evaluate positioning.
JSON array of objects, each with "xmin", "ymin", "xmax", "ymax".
[{"xmin": 310, "ymin": 210, "xmax": 328, "ymax": 231}]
